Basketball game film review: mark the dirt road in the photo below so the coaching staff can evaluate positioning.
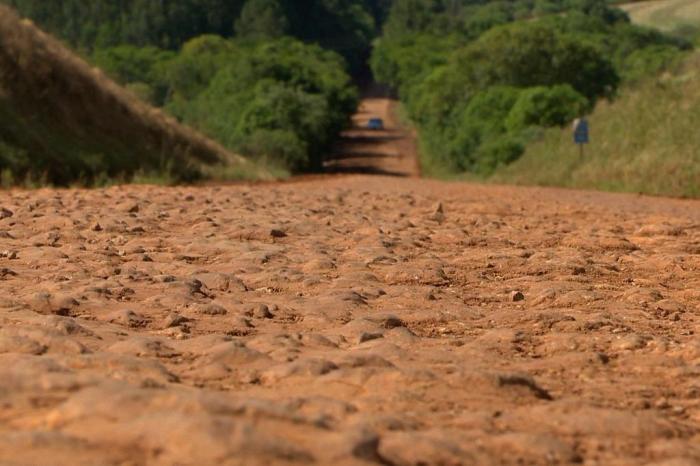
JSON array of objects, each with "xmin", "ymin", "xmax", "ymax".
[
  {"xmin": 1, "ymin": 97, "xmax": 700, "ymax": 465},
  {"xmin": 324, "ymin": 95, "xmax": 420, "ymax": 177}
]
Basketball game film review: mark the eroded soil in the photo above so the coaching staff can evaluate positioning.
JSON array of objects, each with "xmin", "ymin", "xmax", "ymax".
[{"xmin": 1, "ymin": 175, "xmax": 699, "ymax": 465}]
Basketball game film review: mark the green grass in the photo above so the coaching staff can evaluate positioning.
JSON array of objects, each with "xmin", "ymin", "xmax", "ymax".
[{"xmin": 491, "ymin": 52, "xmax": 700, "ymax": 197}]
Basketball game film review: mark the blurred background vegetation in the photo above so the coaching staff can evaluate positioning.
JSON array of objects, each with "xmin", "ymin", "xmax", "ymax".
[
  {"xmin": 0, "ymin": 0, "xmax": 699, "ymax": 195},
  {"xmin": 371, "ymin": 0, "xmax": 691, "ymax": 179}
]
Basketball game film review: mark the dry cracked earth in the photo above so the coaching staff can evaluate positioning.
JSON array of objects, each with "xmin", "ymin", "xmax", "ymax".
[{"xmin": 0, "ymin": 175, "xmax": 699, "ymax": 466}]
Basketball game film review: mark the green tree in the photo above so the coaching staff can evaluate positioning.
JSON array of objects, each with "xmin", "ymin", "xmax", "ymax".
[
  {"xmin": 505, "ymin": 85, "xmax": 588, "ymax": 131},
  {"xmin": 235, "ymin": 0, "xmax": 289, "ymax": 39}
]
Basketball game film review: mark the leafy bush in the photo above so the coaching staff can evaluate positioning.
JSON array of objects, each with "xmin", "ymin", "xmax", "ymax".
[
  {"xmin": 620, "ymin": 45, "xmax": 684, "ymax": 83},
  {"xmin": 505, "ymin": 85, "xmax": 588, "ymax": 131},
  {"xmin": 91, "ymin": 45, "xmax": 174, "ymax": 105},
  {"xmin": 235, "ymin": 0, "xmax": 288, "ymax": 39},
  {"xmin": 239, "ymin": 129, "xmax": 307, "ymax": 170},
  {"xmin": 474, "ymin": 137, "xmax": 525, "ymax": 174},
  {"xmin": 455, "ymin": 22, "xmax": 619, "ymax": 102}
]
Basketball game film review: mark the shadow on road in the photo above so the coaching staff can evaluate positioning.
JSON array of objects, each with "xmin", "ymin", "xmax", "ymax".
[{"xmin": 324, "ymin": 85, "xmax": 420, "ymax": 178}]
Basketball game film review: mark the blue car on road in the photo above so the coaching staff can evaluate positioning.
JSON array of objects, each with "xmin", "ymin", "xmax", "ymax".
[{"xmin": 367, "ymin": 118, "xmax": 384, "ymax": 130}]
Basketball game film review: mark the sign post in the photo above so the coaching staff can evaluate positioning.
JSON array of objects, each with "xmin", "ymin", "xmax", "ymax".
[{"xmin": 573, "ymin": 118, "xmax": 589, "ymax": 157}]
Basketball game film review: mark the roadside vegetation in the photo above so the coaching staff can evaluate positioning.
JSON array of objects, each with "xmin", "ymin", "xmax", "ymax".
[
  {"xmin": 493, "ymin": 49, "xmax": 700, "ymax": 197},
  {"xmin": 371, "ymin": 0, "xmax": 691, "ymax": 180}
]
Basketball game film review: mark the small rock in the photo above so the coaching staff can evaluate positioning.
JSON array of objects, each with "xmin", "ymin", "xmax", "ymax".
[
  {"xmin": 270, "ymin": 229, "xmax": 287, "ymax": 238},
  {"xmin": 511, "ymin": 291, "xmax": 525, "ymax": 302},
  {"xmin": 0, "ymin": 207, "xmax": 13, "ymax": 219},
  {"xmin": 154, "ymin": 274, "xmax": 176, "ymax": 283},
  {"xmin": 106, "ymin": 309, "xmax": 147, "ymax": 327},
  {"xmin": 428, "ymin": 203, "xmax": 445, "ymax": 223},
  {"xmin": 253, "ymin": 304, "xmax": 274, "ymax": 319},
  {"xmin": 161, "ymin": 313, "xmax": 189, "ymax": 329},
  {"xmin": 358, "ymin": 332, "xmax": 384, "ymax": 344},
  {"xmin": 91, "ymin": 222, "xmax": 103, "ymax": 232},
  {"xmin": 612, "ymin": 334, "xmax": 647, "ymax": 351},
  {"xmin": 195, "ymin": 304, "xmax": 228, "ymax": 315},
  {"xmin": 0, "ymin": 268, "xmax": 17, "ymax": 278},
  {"xmin": 244, "ymin": 304, "xmax": 274, "ymax": 319}
]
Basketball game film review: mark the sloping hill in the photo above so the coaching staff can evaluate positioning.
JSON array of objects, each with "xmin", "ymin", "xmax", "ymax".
[
  {"xmin": 622, "ymin": 0, "xmax": 700, "ymax": 32},
  {"xmin": 0, "ymin": 5, "xmax": 259, "ymax": 184}
]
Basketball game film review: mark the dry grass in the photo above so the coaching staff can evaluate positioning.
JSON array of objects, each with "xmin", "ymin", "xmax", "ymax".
[
  {"xmin": 621, "ymin": 0, "xmax": 700, "ymax": 32},
  {"xmin": 491, "ymin": 52, "xmax": 700, "ymax": 197},
  {"xmin": 0, "ymin": 5, "xmax": 267, "ymax": 184}
]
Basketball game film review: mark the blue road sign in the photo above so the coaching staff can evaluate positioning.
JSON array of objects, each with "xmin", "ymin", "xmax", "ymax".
[{"xmin": 573, "ymin": 118, "xmax": 589, "ymax": 144}]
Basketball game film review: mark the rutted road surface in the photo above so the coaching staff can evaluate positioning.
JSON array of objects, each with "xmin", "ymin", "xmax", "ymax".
[
  {"xmin": 324, "ymin": 95, "xmax": 420, "ymax": 177},
  {"xmin": 1, "ymin": 101, "xmax": 700, "ymax": 465}
]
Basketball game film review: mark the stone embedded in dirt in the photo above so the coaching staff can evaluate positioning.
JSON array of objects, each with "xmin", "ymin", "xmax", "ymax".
[
  {"xmin": 511, "ymin": 291, "xmax": 526, "ymax": 302},
  {"xmin": 28, "ymin": 292, "xmax": 77, "ymax": 316},
  {"xmin": 192, "ymin": 303, "xmax": 228, "ymax": 316},
  {"xmin": 0, "ymin": 333, "xmax": 47, "ymax": 355},
  {"xmin": 160, "ymin": 313, "xmax": 189, "ymax": 329},
  {"xmin": 1, "ymin": 250, "xmax": 17, "ymax": 259},
  {"xmin": 90, "ymin": 222, "xmax": 102, "ymax": 232},
  {"xmin": 108, "ymin": 336, "xmax": 179, "ymax": 358},
  {"xmin": 194, "ymin": 272, "xmax": 247, "ymax": 292},
  {"xmin": 428, "ymin": 202, "xmax": 445, "ymax": 223},
  {"xmin": 105, "ymin": 309, "xmax": 147, "ymax": 327},
  {"xmin": 245, "ymin": 303, "xmax": 274, "ymax": 319},
  {"xmin": 611, "ymin": 334, "xmax": 648, "ymax": 351},
  {"xmin": 496, "ymin": 372, "xmax": 552, "ymax": 400},
  {"xmin": 0, "ymin": 268, "xmax": 17, "ymax": 279},
  {"xmin": 0, "ymin": 207, "xmax": 13, "ymax": 219},
  {"xmin": 270, "ymin": 228, "xmax": 287, "ymax": 238},
  {"xmin": 357, "ymin": 332, "xmax": 384, "ymax": 344},
  {"xmin": 154, "ymin": 274, "xmax": 176, "ymax": 283}
]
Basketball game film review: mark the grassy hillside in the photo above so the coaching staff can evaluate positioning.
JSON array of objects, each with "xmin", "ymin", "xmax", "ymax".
[
  {"xmin": 491, "ymin": 52, "xmax": 700, "ymax": 197},
  {"xmin": 0, "ymin": 5, "xmax": 262, "ymax": 185},
  {"xmin": 622, "ymin": 0, "xmax": 700, "ymax": 33}
]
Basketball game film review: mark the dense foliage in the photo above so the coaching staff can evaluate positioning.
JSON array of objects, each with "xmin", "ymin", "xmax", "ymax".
[
  {"xmin": 372, "ymin": 0, "xmax": 690, "ymax": 175},
  {"xmin": 165, "ymin": 37, "xmax": 358, "ymax": 171},
  {"xmin": 2, "ymin": 0, "xmax": 390, "ymax": 74}
]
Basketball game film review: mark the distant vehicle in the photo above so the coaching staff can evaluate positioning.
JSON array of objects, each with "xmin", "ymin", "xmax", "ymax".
[{"xmin": 367, "ymin": 118, "xmax": 384, "ymax": 130}]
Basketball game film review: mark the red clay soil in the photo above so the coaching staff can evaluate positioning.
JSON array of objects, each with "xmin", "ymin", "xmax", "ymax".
[{"xmin": 0, "ymin": 100, "xmax": 699, "ymax": 465}]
